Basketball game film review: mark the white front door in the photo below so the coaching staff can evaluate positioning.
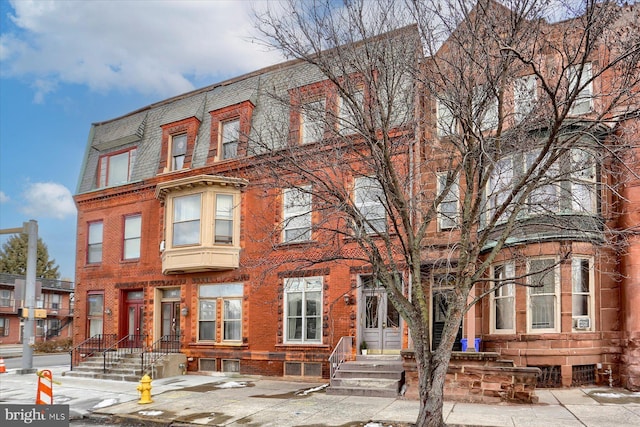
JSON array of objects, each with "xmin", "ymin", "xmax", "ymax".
[{"xmin": 361, "ymin": 277, "xmax": 401, "ymax": 354}]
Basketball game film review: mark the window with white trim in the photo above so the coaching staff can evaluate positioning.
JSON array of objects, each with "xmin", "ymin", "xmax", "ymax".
[
  {"xmin": 215, "ymin": 194, "xmax": 234, "ymax": 245},
  {"xmin": 436, "ymin": 98, "xmax": 456, "ymax": 137},
  {"xmin": 568, "ymin": 63, "xmax": 593, "ymax": 115},
  {"xmin": 491, "ymin": 262, "xmax": 515, "ymax": 333},
  {"xmin": 198, "ymin": 284, "xmax": 243, "ymax": 343},
  {"xmin": 437, "ymin": 172, "xmax": 459, "ymax": 230},
  {"xmin": 284, "ymin": 277, "xmax": 322, "ymax": 344},
  {"xmin": 339, "ymin": 90, "xmax": 364, "ymax": 135},
  {"xmin": 171, "ymin": 134, "xmax": 187, "ymax": 170},
  {"xmin": 525, "ymin": 149, "xmax": 560, "ymax": 214},
  {"xmin": 572, "ymin": 257, "xmax": 593, "ymax": 331},
  {"xmin": 488, "ymin": 157, "xmax": 513, "ymax": 223},
  {"xmin": 123, "ymin": 214, "xmax": 141, "ymax": 260},
  {"xmin": 528, "ymin": 258, "xmax": 559, "ymax": 332},
  {"xmin": 221, "ymin": 119, "xmax": 240, "ymax": 160},
  {"xmin": 514, "ymin": 75, "xmax": 537, "ymax": 123},
  {"xmin": 172, "ymin": 194, "xmax": 201, "ymax": 246},
  {"xmin": 87, "ymin": 221, "xmax": 103, "ymax": 264},
  {"xmin": 0, "ymin": 289, "xmax": 12, "ymax": 307},
  {"xmin": 571, "ymin": 149, "xmax": 597, "ymax": 213},
  {"xmin": 97, "ymin": 148, "xmax": 137, "ymax": 188},
  {"xmin": 473, "ymin": 85, "xmax": 498, "ymax": 131},
  {"xmin": 301, "ymin": 99, "xmax": 325, "ymax": 144},
  {"xmin": 283, "ymin": 186, "xmax": 312, "ymax": 243},
  {"xmin": 0, "ymin": 318, "xmax": 9, "ymax": 336},
  {"xmin": 354, "ymin": 177, "xmax": 386, "ymax": 234}
]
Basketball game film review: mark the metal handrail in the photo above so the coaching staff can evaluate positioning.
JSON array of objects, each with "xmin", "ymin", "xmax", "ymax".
[
  {"xmin": 141, "ymin": 334, "xmax": 181, "ymax": 376},
  {"xmin": 69, "ymin": 334, "xmax": 116, "ymax": 371},
  {"xmin": 102, "ymin": 334, "xmax": 146, "ymax": 373},
  {"xmin": 329, "ymin": 336, "xmax": 354, "ymax": 379}
]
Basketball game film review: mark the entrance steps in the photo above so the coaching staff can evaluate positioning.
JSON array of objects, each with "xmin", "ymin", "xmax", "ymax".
[
  {"xmin": 63, "ymin": 352, "xmax": 185, "ymax": 382},
  {"xmin": 327, "ymin": 355, "xmax": 405, "ymax": 398}
]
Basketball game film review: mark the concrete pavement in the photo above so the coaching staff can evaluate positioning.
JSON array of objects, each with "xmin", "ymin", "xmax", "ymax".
[{"xmin": 1, "ymin": 349, "xmax": 639, "ymax": 426}]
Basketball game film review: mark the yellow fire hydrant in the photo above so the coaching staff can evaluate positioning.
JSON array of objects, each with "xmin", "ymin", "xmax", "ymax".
[{"xmin": 137, "ymin": 374, "xmax": 153, "ymax": 404}]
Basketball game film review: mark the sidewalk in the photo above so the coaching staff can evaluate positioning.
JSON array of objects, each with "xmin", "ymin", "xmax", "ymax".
[{"xmin": 1, "ymin": 364, "xmax": 639, "ymax": 426}]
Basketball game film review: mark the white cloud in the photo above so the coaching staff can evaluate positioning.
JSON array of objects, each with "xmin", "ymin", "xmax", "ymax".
[
  {"xmin": 1, "ymin": 0, "xmax": 282, "ymax": 101},
  {"xmin": 21, "ymin": 182, "xmax": 76, "ymax": 219},
  {"xmin": 0, "ymin": 191, "xmax": 9, "ymax": 203}
]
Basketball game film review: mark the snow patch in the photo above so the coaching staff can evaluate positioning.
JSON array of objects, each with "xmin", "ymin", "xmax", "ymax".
[
  {"xmin": 138, "ymin": 410, "xmax": 164, "ymax": 416},
  {"xmin": 92, "ymin": 398, "xmax": 119, "ymax": 409},
  {"xmin": 216, "ymin": 381, "xmax": 247, "ymax": 388},
  {"xmin": 295, "ymin": 384, "xmax": 329, "ymax": 395}
]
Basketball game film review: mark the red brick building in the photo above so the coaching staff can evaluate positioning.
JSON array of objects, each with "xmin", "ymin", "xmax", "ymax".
[
  {"xmin": 73, "ymin": 4, "xmax": 640, "ymax": 390},
  {"xmin": 0, "ymin": 273, "xmax": 74, "ymax": 344}
]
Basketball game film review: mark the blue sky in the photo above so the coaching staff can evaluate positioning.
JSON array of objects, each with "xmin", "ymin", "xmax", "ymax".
[{"xmin": 0, "ymin": 0, "xmax": 282, "ymax": 279}]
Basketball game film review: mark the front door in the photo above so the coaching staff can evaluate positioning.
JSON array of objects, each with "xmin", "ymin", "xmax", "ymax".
[
  {"xmin": 121, "ymin": 290, "xmax": 144, "ymax": 347},
  {"xmin": 161, "ymin": 301, "xmax": 180, "ymax": 337},
  {"xmin": 361, "ymin": 277, "xmax": 401, "ymax": 354}
]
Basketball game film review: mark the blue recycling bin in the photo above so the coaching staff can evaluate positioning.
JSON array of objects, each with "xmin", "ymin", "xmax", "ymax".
[
  {"xmin": 460, "ymin": 338, "xmax": 468, "ymax": 351},
  {"xmin": 461, "ymin": 338, "xmax": 482, "ymax": 352}
]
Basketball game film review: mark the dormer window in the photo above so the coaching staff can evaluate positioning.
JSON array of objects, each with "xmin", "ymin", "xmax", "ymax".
[
  {"xmin": 221, "ymin": 119, "xmax": 240, "ymax": 160},
  {"xmin": 208, "ymin": 100, "xmax": 254, "ymax": 163},
  {"xmin": 171, "ymin": 134, "xmax": 187, "ymax": 171},
  {"xmin": 97, "ymin": 148, "xmax": 137, "ymax": 188},
  {"xmin": 158, "ymin": 117, "xmax": 200, "ymax": 174},
  {"xmin": 301, "ymin": 99, "xmax": 326, "ymax": 144}
]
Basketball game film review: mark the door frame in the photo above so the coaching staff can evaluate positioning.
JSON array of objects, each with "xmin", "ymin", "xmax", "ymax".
[
  {"xmin": 119, "ymin": 289, "xmax": 144, "ymax": 347},
  {"xmin": 358, "ymin": 275, "xmax": 402, "ymax": 354}
]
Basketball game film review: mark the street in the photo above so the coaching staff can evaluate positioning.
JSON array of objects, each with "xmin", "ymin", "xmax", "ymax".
[{"xmin": 4, "ymin": 353, "xmax": 70, "ymax": 370}]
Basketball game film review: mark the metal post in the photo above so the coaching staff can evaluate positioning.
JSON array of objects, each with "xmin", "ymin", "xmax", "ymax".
[{"xmin": 19, "ymin": 220, "xmax": 38, "ymax": 374}]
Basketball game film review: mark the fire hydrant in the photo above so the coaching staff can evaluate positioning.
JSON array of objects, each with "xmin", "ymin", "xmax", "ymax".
[{"xmin": 137, "ymin": 374, "xmax": 153, "ymax": 404}]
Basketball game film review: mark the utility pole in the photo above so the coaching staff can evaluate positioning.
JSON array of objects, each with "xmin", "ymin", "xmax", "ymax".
[{"xmin": 0, "ymin": 220, "xmax": 38, "ymax": 374}]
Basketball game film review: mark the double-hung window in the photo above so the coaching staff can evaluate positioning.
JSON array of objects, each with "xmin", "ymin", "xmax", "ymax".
[
  {"xmin": 488, "ymin": 157, "xmax": 514, "ymax": 224},
  {"xmin": 473, "ymin": 85, "xmax": 499, "ymax": 131},
  {"xmin": 214, "ymin": 194, "xmax": 234, "ymax": 244},
  {"xmin": 87, "ymin": 292, "xmax": 104, "ymax": 336},
  {"xmin": 284, "ymin": 277, "xmax": 322, "ymax": 344},
  {"xmin": 572, "ymin": 257, "xmax": 593, "ymax": 331},
  {"xmin": 87, "ymin": 221, "xmax": 103, "ymax": 264},
  {"xmin": 525, "ymin": 150, "xmax": 560, "ymax": 214},
  {"xmin": 221, "ymin": 119, "xmax": 240, "ymax": 160},
  {"xmin": 171, "ymin": 134, "xmax": 187, "ymax": 170},
  {"xmin": 571, "ymin": 149, "xmax": 597, "ymax": 213},
  {"xmin": 528, "ymin": 258, "xmax": 559, "ymax": 332},
  {"xmin": 198, "ymin": 284, "xmax": 243, "ymax": 343},
  {"xmin": 123, "ymin": 214, "xmax": 141, "ymax": 260},
  {"xmin": 283, "ymin": 186, "xmax": 312, "ymax": 243},
  {"xmin": 301, "ymin": 100, "xmax": 325, "ymax": 144},
  {"xmin": 436, "ymin": 98, "xmax": 456, "ymax": 137},
  {"xmin": 172, "ymin": 194, "xmax": 201, "ymax": 246},
  {"xmin": 491, "ymin": 262, "xmax": 515, "ymax": 333},
  {"xmin": 0, "ymin": 318, "xmax": 9, "ymax": 336},
  {"xmin": 437, "ymin": 173, "xmax": 459, "ymax": 230},
  {"xmin": 0, "ymin": 289, "xmax": 12, "ymax": 307},
  {"xmin": 514, "ymin": 75, "xmax": 537, "ymax": 123},
  {"xmin": 354, "ymin": 177, "xmax": 386, "ymax": 234},
  {"xmin": 97, "ymin": 148, "xmax": 137, "ymax": 188},
  {"xmin": 568, "ymin": 63, "xmax": 593, "ymax": 115},
  {"xmin": 338, "ymin": 90, "xmax": 364, "ymax": 135}
]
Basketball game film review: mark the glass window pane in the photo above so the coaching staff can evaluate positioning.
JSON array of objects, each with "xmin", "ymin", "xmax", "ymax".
[
  {"xmin": 288, "ymin": 293, "xmax": 302, "ymax": 316},
  {"xmin": 199, "ymin": 301, "xmax": 216, "ymax": 320},
  {"xmin": 174, "ymin": 194, "xmax": 201, "ymax": 221},
  {"xmin": 199, "ymin": 321, "xmax": 215, "ymax": 341},
  {"xmin": 88, "ymin": 222, "xmax": 103, "ymax": 244},
  {"xmin": 108, "ymin": 151, "xmax": 129, "ymax": 185},
  {"xmin": 172, "ymin": 134, "xmax": 187, "ymax": 156},
  {"xmin": 531, "ymin": 295, "xmax": 555, "ymax": 329}
]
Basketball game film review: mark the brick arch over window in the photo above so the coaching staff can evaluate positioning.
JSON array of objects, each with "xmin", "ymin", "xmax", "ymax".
[
  {"xmin": 208, "ymin": 100, "xmax": 255, "ymax": 162},
  {"xmin": 157, "ymin": 117, "xmax": 201, "ymax": 174}
]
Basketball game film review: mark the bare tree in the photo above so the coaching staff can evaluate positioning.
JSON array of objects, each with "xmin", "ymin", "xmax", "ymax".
[{"xmin": 251, "ymin": 1, "xmax": 640, "ymax": 426}]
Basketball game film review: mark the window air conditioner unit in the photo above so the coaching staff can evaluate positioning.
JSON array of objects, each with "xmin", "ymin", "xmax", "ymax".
[{"xmin": 574, "ymin": 317, "xmax": 591, "ymax": 330}]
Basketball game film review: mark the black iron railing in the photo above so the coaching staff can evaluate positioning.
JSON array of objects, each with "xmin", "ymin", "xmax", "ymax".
[
  {"xmin": 69, "ymin": 334, "xmax": 116, "ymax": 370},
  {"xmin": 102, "ymin": 334, "xmax": 146, "ymax": 373},
  {"xmin": 141, "ymin": 334, "xmax": 181, "ymax": 376}
]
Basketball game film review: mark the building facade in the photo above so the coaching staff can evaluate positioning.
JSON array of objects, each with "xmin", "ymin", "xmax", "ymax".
[
  {"xmin": 0, "ymin": 273, "xmax": 74, "ymax": 344},
  {"xmin": 73, "ymin": 4, "xmax": 640, "ymax": 390}
]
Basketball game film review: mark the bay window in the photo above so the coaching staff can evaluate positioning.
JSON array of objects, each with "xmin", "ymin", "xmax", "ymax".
[
  {"xmin": 514, "ymin": 75, "xmax": 537, "ymax": 123},
  {"xmin": 572, "ymin": 257, "xmax": 593, "ymax": 331},
  {"xmin": 215, "ymin": 194, "xmax": 234, "ymax": 244},
  {"xmin": 491, "ymin": 262, "xmax": 515, "ymax": 333},
  {"xmin": 528, "ymin": 258, "xmax": 559, "ymax": 332},
  {"xmin": 488, "ymin": 157, "xmax": 513, "ymax": 223},
  {"xmin": 568, "ymin": 63, "xmax": 593, "ymax": 115},
  {"xmin": 571, "ymin": 149, "xmax": 597, "ymax": 213},
  {"xmin": 172, "ymin": 194, "xmax": 201, "ymax": 246}
]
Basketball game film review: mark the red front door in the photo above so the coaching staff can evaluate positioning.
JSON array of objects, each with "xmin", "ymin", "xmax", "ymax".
[{"xmin": 121, "ymin": 290, "xmax": 144, "ymax": 347}]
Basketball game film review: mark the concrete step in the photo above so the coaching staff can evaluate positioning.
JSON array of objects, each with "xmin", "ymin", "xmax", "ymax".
[
  {"xmin": 328, "ymin": 356, "xmax": 405, "ymax": 398},
  {"xmin": 326, "ymin": 384, "xmax": 400, "ymax": 398}
]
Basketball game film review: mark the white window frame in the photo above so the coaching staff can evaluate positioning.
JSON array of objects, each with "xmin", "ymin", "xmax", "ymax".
[
  {"xmin": 0, "ymin": 289, "xmax": 12, "ymax": 307},
  {"xmin": 87, "ymin": 221, "xmax": 103, "ymax": 264},
  {"xmin": 221, "ymin": 119, "xmax": 240, "ymax": 160},
  {"xmin": 171, "ymin": 134, "xmax": 187, "ymax": 171},
  {"xmin": 527, "ymin": 258, "xmax": 560, "ymax": 333},
  {"xmin": 490, "ymin": 262, "xmax": 516, "ymax": 334},
  {"xmin": 223, "ymin": 299, "xmax": 242, "ymax": 341},
  {"xmin": 98, "ymin": 148, "xmax": 137, "ymax": 188},
  {"xmin": 436, "ymin": 98, "xmax": 456, "ymax": 137},
  {"xmin": 198, "ymin": 284, "xmax": 244, "ymax": 343},
  {"xmin": 354, "ymin": 176, "xmax": 387, "ymax": 234},
  {"xmin": 572, "ymin": 257, "xmax": 594, "ymax": 331},
  {"xmin": 525, "ymin": 149, "xmax": 560, "ymax": 215},
  {"xmin": 172, "ymin": 193, "xmax": 202, "ymax": 246},
  {"xmin": 437, "ymin": 172, "xmax": 459, "ymax": 230},
  {"xmin": 198, "ymin": 299, "xmax": 217, "ymax": 342},
  {"xmin": 0, "ymin": 318, "xmax": 9, "ymax": 336},
  {"xmin": 473, "ymin": 85, "xmax": 498, "ymax": 131},
  {"xmin": 301, "ymin": 99, "xmax": 325, "ymax": 144},
  {"xmin": 487, "ymin": 156, "xmax": 514, "ymax": 224},
  {"xmin": 123, "ymin": 214, "xmax": 141, "ymax": 260},
  {"xmin": 283, "ymin": 186, "xmax": 312, "ymax": 243},
  {"xmin": 571, "ymin": 149, "xmax": 597, "ymax": 213},
  {"xmin": 514, "ymin": 75, "xmax": 537, "ymax": 123},
  {"xmin": 568, "ymin": 62, "xmax": 593, "ymax": 115},
  {"xmin": 338, "ymin": 89, "xmax": 364, "ymax": 135},
  {"xmin": 284, "ymin": 277, "xmax": 323, "ymax": 344},
  {"xmin": 214, "ymin": 194, "xmax": 234, "ymax": 245}
]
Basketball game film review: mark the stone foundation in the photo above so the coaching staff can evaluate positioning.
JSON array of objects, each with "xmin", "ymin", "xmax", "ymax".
[{"xmin": 401, "ymin": 350, "xmax": 540, "ymax": 404}]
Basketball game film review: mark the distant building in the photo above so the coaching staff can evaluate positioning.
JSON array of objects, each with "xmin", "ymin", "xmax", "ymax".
[{"xmin": 0, "ymin": 273, "xmax": 74, "ymax": 344}]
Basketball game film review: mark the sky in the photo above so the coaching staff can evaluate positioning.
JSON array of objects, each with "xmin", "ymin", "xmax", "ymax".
[{"xmin": 0, "ymin": 0, "xmax": 283, "ymax": 280}]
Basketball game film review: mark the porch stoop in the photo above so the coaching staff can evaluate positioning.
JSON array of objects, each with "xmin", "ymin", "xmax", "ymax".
[
  {"xmin": 327, "ymin": 355, "xmax": 405, "ymax": 398},
  {"xmin": 63, "ymin": 352, "xmax": 186, "ymax": 382}
]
